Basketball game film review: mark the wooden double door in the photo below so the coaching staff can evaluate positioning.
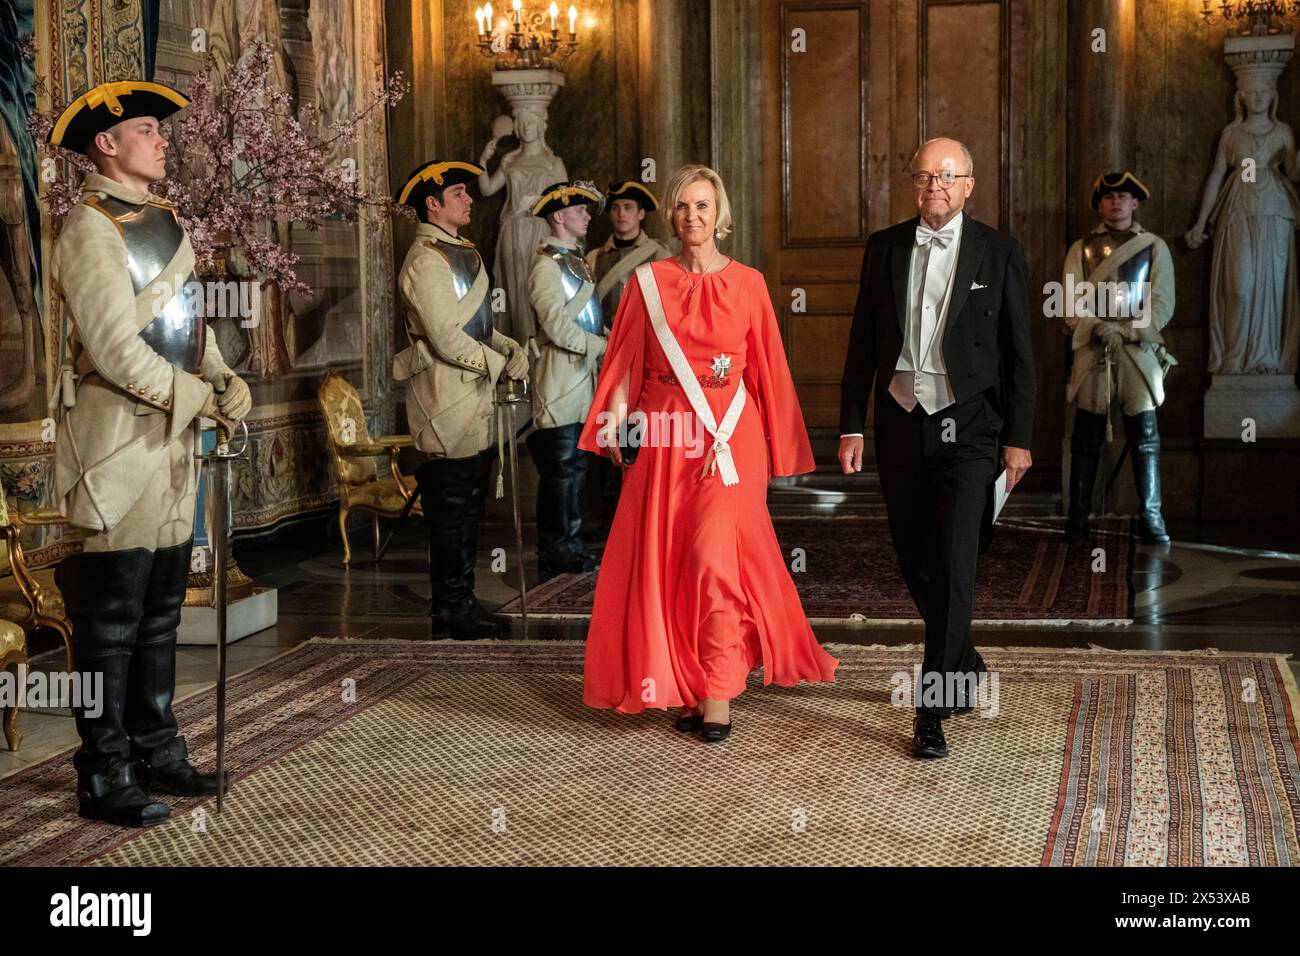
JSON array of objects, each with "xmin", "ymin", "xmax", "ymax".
[{"xmin": 757, "ymin": 0, "xmax": 1066, "ymax": 458}]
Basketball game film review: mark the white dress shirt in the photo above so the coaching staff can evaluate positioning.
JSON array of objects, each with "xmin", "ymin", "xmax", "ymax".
[{"xmin": 842, "ymin": 212, "xmax": 963, "ymax": 438}]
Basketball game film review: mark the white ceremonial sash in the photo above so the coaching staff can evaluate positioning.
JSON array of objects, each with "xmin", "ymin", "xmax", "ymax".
[{"xmin": 635, "ymin": 262, "xmax": 746, "ymax": 486}]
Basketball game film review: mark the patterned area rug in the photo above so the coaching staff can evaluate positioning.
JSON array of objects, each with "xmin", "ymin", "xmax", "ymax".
[
  {"xmin": 2, "ymin": 639, "xmax": 1295, "ymax": 867},
  {"xmin": 502, "ymin": 516, "xmax": 1134, "ymax": 623}
]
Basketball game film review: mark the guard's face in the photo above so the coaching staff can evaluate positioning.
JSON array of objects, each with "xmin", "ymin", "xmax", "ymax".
[
  {"xmin": 433, "ymin": 183, "xmax": 473, "ymax": 227},
  {"xmin": 102, "ymin": 116, "xmax": 169, "ymax": 182},
  {"xmin": 672, "ymin": 180, "xmax": 718, "ymax": 246},
  {"xmin": 911, "ymin": 142, "xmax": 974, "ymax": 221},
  {"xmin": 1098, "ymin": 191, "xmax": 1138, "ymax": 226},
  {"xmin": 609, "ymin": 198, "xmax": 645, "ymax": 235},
  {"xmin": 555, "ymin": 204, "xmax": 591, "ymax": 237}
]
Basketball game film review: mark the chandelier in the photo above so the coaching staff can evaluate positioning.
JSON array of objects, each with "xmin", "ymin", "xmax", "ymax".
[
  {"xmin": 475, "ymin": 2, "xmax": 582, "ymax": 70},
  {"xmin": 1200, "ymin": 1, "xmax": 1300, "ymax": 33}
]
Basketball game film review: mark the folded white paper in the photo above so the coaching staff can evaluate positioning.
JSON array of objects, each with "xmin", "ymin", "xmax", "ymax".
[{"xmin": 992, "ymin": 469, "xmax": 1010, "ymax": 524}]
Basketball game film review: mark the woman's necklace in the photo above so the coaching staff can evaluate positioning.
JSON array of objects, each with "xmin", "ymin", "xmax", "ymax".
[{"xmin": 679, "ymin": 250, "xmax": 722, "ymax": 301}]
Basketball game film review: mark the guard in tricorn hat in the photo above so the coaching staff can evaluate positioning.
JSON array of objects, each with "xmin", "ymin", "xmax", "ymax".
[{"xmin": 48, "ymin": 80, "xmax": 250, "ymax": 826}]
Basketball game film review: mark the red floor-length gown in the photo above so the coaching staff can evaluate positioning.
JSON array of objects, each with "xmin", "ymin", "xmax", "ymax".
[{"xmin": 577, "ymin": 257, "xmax": 838, "ymax": 712}]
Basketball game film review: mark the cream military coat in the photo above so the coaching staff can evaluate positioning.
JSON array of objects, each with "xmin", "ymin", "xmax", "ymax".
[
  {"xmin": 584, "ymin": 229, "xmax": 672, "ymax": 318},
  {"xmin": 51, "ymin": 173, "xmax": 236, "ymax": 551},
  {"xmin": 1063, "ymin": 222, "xmax": 1177, "ymax": 416},
  {"xmin": 395, "ymin": 222, "xmax": 523, "ymax": 459},
  {"xmin": 529, "ymin": 236, "xmax": 607, "ymax": 430}
]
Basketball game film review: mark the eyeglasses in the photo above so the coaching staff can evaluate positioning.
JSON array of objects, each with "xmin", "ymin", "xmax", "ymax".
[{"xmin": 910, "ymin": 171, "xmax": 972, "ymax": 189}]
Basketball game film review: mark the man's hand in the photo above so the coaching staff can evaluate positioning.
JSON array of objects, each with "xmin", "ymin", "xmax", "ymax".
[
  {"xmin": 1003, "ymin": 445, "xmax": 1032, "ymax": 493},
  {"xmin": 216, "ymin": 373, "xmax": 252, "ymax": 424},
  {"xmin": 199, "ymin": 389, "xmax": 238, "ymax": 437},
  {"xmin": 1095, "ymin": 321, "xmax": 1126, "ymax": 353},
  {"xmin": 504, "ymin": 345, "xmax": 529, "ymax": 380},
  {"xmin": 838, "ymin": 435, "xmax": 864, "ymax": 474}
]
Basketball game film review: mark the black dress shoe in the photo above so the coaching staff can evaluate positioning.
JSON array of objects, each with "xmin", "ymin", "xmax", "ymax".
[
  {"xmin": 912, "ymin": 713, "xmax": 948, "ymax": 758},
  {"xmin": 539, "ymin": 550, "xmax": 600, "ymax": 575},
  {"xmin": 78, "ymin": 763, "xmax": 170, "ymax": 827},
  {"xmin": 700, "ymin": 721, "xmax": 732, "ymax": 743},
  {"xmin": 431, "ymin": 600, "xmax": 511, "ymax": 635},
  {"xmin": 432, "ymin": 598, "xmax": 510, "ymax": 640},
  {"xmin": 672, "ymin": 710, "xmax": 703, "ymax": 733}
]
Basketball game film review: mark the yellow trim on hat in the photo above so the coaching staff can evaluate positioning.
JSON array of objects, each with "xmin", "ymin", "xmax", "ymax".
[
  {"xmin": 50, "ymin": 81, "xmax": 189, "ymax": 147},
  {"xmin": 397, "ymin": 161, "xmax": 484, "ymax": 206},
  {"xmin": 530, "ymin": 184, "xmax": 602, "ymax": 216},
  {"xmin": 1091, "ymin": 171, "xmax": 1149, "ymax": 204},
  {"xmin": 608, "ymin": 181, "xmax": 659, "ymax": 210}
]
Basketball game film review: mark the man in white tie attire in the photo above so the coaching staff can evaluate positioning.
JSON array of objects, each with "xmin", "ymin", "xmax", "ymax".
[{"xmin": 838, "ymin": 138, "xmax": 1037, "ymax": 759}]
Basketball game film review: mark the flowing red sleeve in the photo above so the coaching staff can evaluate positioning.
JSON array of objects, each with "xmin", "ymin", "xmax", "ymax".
[
  {"xmin": 577, "ymin": 271, "xmax": 647, "ymax": 457},
  {"xmin": 743, "ymin": 272, "xmax": 815, "ymax": 477}
]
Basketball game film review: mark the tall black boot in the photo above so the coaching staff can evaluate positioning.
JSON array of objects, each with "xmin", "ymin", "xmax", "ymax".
[
  {"xmin": 1126, "ymin": 410, "xmax": 1170, "ymax": 545},
  {"xmin": 129, "ymin": 538, "xmax": 230, "ymax": 797},
  {"xmin": 55, "ymin": 549, "xmax": 170, "ymax": 827},
  {"xmin": 464, "ymin": 449, "xmax": 510, "ymax": 632},
  {"xmin": 1067, "ymin": 409, "xmax": 1106, "ymax": 541},
  {"xmin": 417, "ymin": 455, "xmax": 507, "ymax": 640},
  {"xmin": 529, "ymin": 424, "xmax": 598, "ymax": 574},
  {"xmin": 561, "ymin": 429, "xmax": 596, "ymax": 562}
]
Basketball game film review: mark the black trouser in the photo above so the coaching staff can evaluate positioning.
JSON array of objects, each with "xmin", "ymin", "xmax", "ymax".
[
  {"xmin": 55, "ymin": 538, "xmax": 194, "ymax": 778},
  {"xmin": 526, "ymin": 423, "xmax": 590, "ymax": 563},
  {"xmin": 592, "ymin": 453, "xmax": 623, "ymax": 535},
  {"xmin": 415, "ymin": 449, "xmax": 495, "ymax": 614},
  {"xmin": 874, "ymin": 388, "xmax": 998, "ymax": 716}
]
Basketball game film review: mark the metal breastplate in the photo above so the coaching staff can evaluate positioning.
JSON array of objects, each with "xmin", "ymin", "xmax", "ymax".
[
  {"xmin": 429, "ymin": 241, "xmax": 493, "ymax": 344},
  {"xmin": 92, "ymin": 193, "xmax": 204, "ymax": 373},
  {"xmin": 1082, "ymin": 231, "xmax": 1151, "ymax": 321},
  {"xmin": 544, "ymin": 244, "xmax": 604, "ymax": 336}
]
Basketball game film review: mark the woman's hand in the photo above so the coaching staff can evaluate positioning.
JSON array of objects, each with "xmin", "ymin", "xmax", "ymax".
[{"xmin": 1185, "ymin": 221, "xmax": 1208, "ymax": 250}]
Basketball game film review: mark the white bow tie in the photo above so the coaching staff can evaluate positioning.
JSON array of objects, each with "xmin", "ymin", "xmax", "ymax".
[{"xmin": 916, "ymin": 224, "xmax": 956, "ymax": 248}]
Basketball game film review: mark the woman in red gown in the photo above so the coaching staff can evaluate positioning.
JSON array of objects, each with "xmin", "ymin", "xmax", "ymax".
[{"xmin": 577, "ymin": 165, "xmax": 838, "ymax": 741}]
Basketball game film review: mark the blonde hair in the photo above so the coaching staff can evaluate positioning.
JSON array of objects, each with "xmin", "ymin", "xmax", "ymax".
[{"xmin": 662, "ymin": 164, "xmax": 733, "ymax": 241}]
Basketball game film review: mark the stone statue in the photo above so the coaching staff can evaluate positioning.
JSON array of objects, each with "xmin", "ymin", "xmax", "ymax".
[
  {"xmin": 477, "ymin": 73, "xmax": 568, "ymax": 346},
  {"xmin": 1186, "ymin": 33, "xmax": 1300, "ymax": 377}
]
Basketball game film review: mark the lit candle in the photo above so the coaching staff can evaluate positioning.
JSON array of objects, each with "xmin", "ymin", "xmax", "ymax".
[
  {"xmin": 485, "ymin": 2, "xmax": 493, "ymax": 32},
  {"xmin": 568, "ymin": 4, "xmax": 577, "ymax": 36},
  {"xmin": 513, "ymin": 0, "xmax": 522, "ymax": 26},
  {"xmin": 549, "ymin": 2, "xmax": 558, "ymax": 31},
  {"xmin": 475, "ymin": 6, "xmax": 485, "ymax": 35}
]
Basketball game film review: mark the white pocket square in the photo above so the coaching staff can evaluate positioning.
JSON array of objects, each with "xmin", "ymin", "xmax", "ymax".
[{"xmin": 970, "ymin": 281, "xmax": 987, "ymax": 290}]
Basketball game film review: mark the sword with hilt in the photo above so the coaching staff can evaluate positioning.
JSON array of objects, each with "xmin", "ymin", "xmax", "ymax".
[
  {"xmin": 198, "ymin": 417, "xmax": 249, "ymax": 814},
  {"xmin": 495, "ymin": 376, "xmax": 530, "ymax": 639}
]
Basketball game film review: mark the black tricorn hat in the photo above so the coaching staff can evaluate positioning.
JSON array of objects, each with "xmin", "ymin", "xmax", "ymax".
[
  {"xmin": 606, "ymin": 181, "xmax": 659, "ymax": 212},
  {"xmin": 1090, "ymin": 171, "xmax": 1150, "ymax": 209},
  {"xmin": 532, "ymin": 181, "xmax": 603, "ymax": 219},
  {"xmin": 395, "ymin": 160, "xmax": 484, "ymax": 212},
  {"xmin": 49, "ymin": 80, "xmax": 189, "ymax": 154}
]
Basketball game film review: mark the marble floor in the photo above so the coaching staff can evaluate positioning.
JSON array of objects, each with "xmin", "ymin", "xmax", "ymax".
[{"xmin": 3, "ymin": 509, "xmax": 1299, "ymax": 780}]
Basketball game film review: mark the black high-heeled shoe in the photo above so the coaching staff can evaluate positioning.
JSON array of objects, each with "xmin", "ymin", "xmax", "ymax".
[{"xmin": 700, "ymin": 721, "xmax": 732, "ymax": 743}]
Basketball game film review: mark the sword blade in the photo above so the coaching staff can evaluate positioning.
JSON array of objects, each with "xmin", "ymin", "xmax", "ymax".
[
  {"xmin": 506, "ymin": 401, "xmax": 528, "ymax": 639},
  {"xmin": 208, "ymin": 437, "xmax": 231, "ymax": 814}
]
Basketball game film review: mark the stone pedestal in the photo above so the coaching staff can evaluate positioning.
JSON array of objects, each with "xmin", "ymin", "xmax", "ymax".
[
  {"xmin": 178, "ymin": 587, "xmax": 278, "ymax": 646},
  {"xmin": 1203, "ymin": 373, "xmax": 1300, "ymax": 438}
]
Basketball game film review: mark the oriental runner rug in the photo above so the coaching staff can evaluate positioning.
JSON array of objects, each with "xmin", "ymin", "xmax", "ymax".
[
  {"xmin": 2, "ymin": 640, "xmax": 1295, "ymax": 867},
  {"xmin": 501, "ymin": 516, "xmax": 1135, "ymax": 624}
]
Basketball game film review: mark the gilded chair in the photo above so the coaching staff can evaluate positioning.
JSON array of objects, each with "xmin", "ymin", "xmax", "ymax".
[
  {"xmin": 0, "ymin": 617, "xmax": 26, "ymax": 751},
  {"xmin": 318, "ymin": 370, "xmax": 421, "ymax": 566},
  {"xmin": 1, "ymin": 487, "xmax": 77, "ymax": 751}
]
